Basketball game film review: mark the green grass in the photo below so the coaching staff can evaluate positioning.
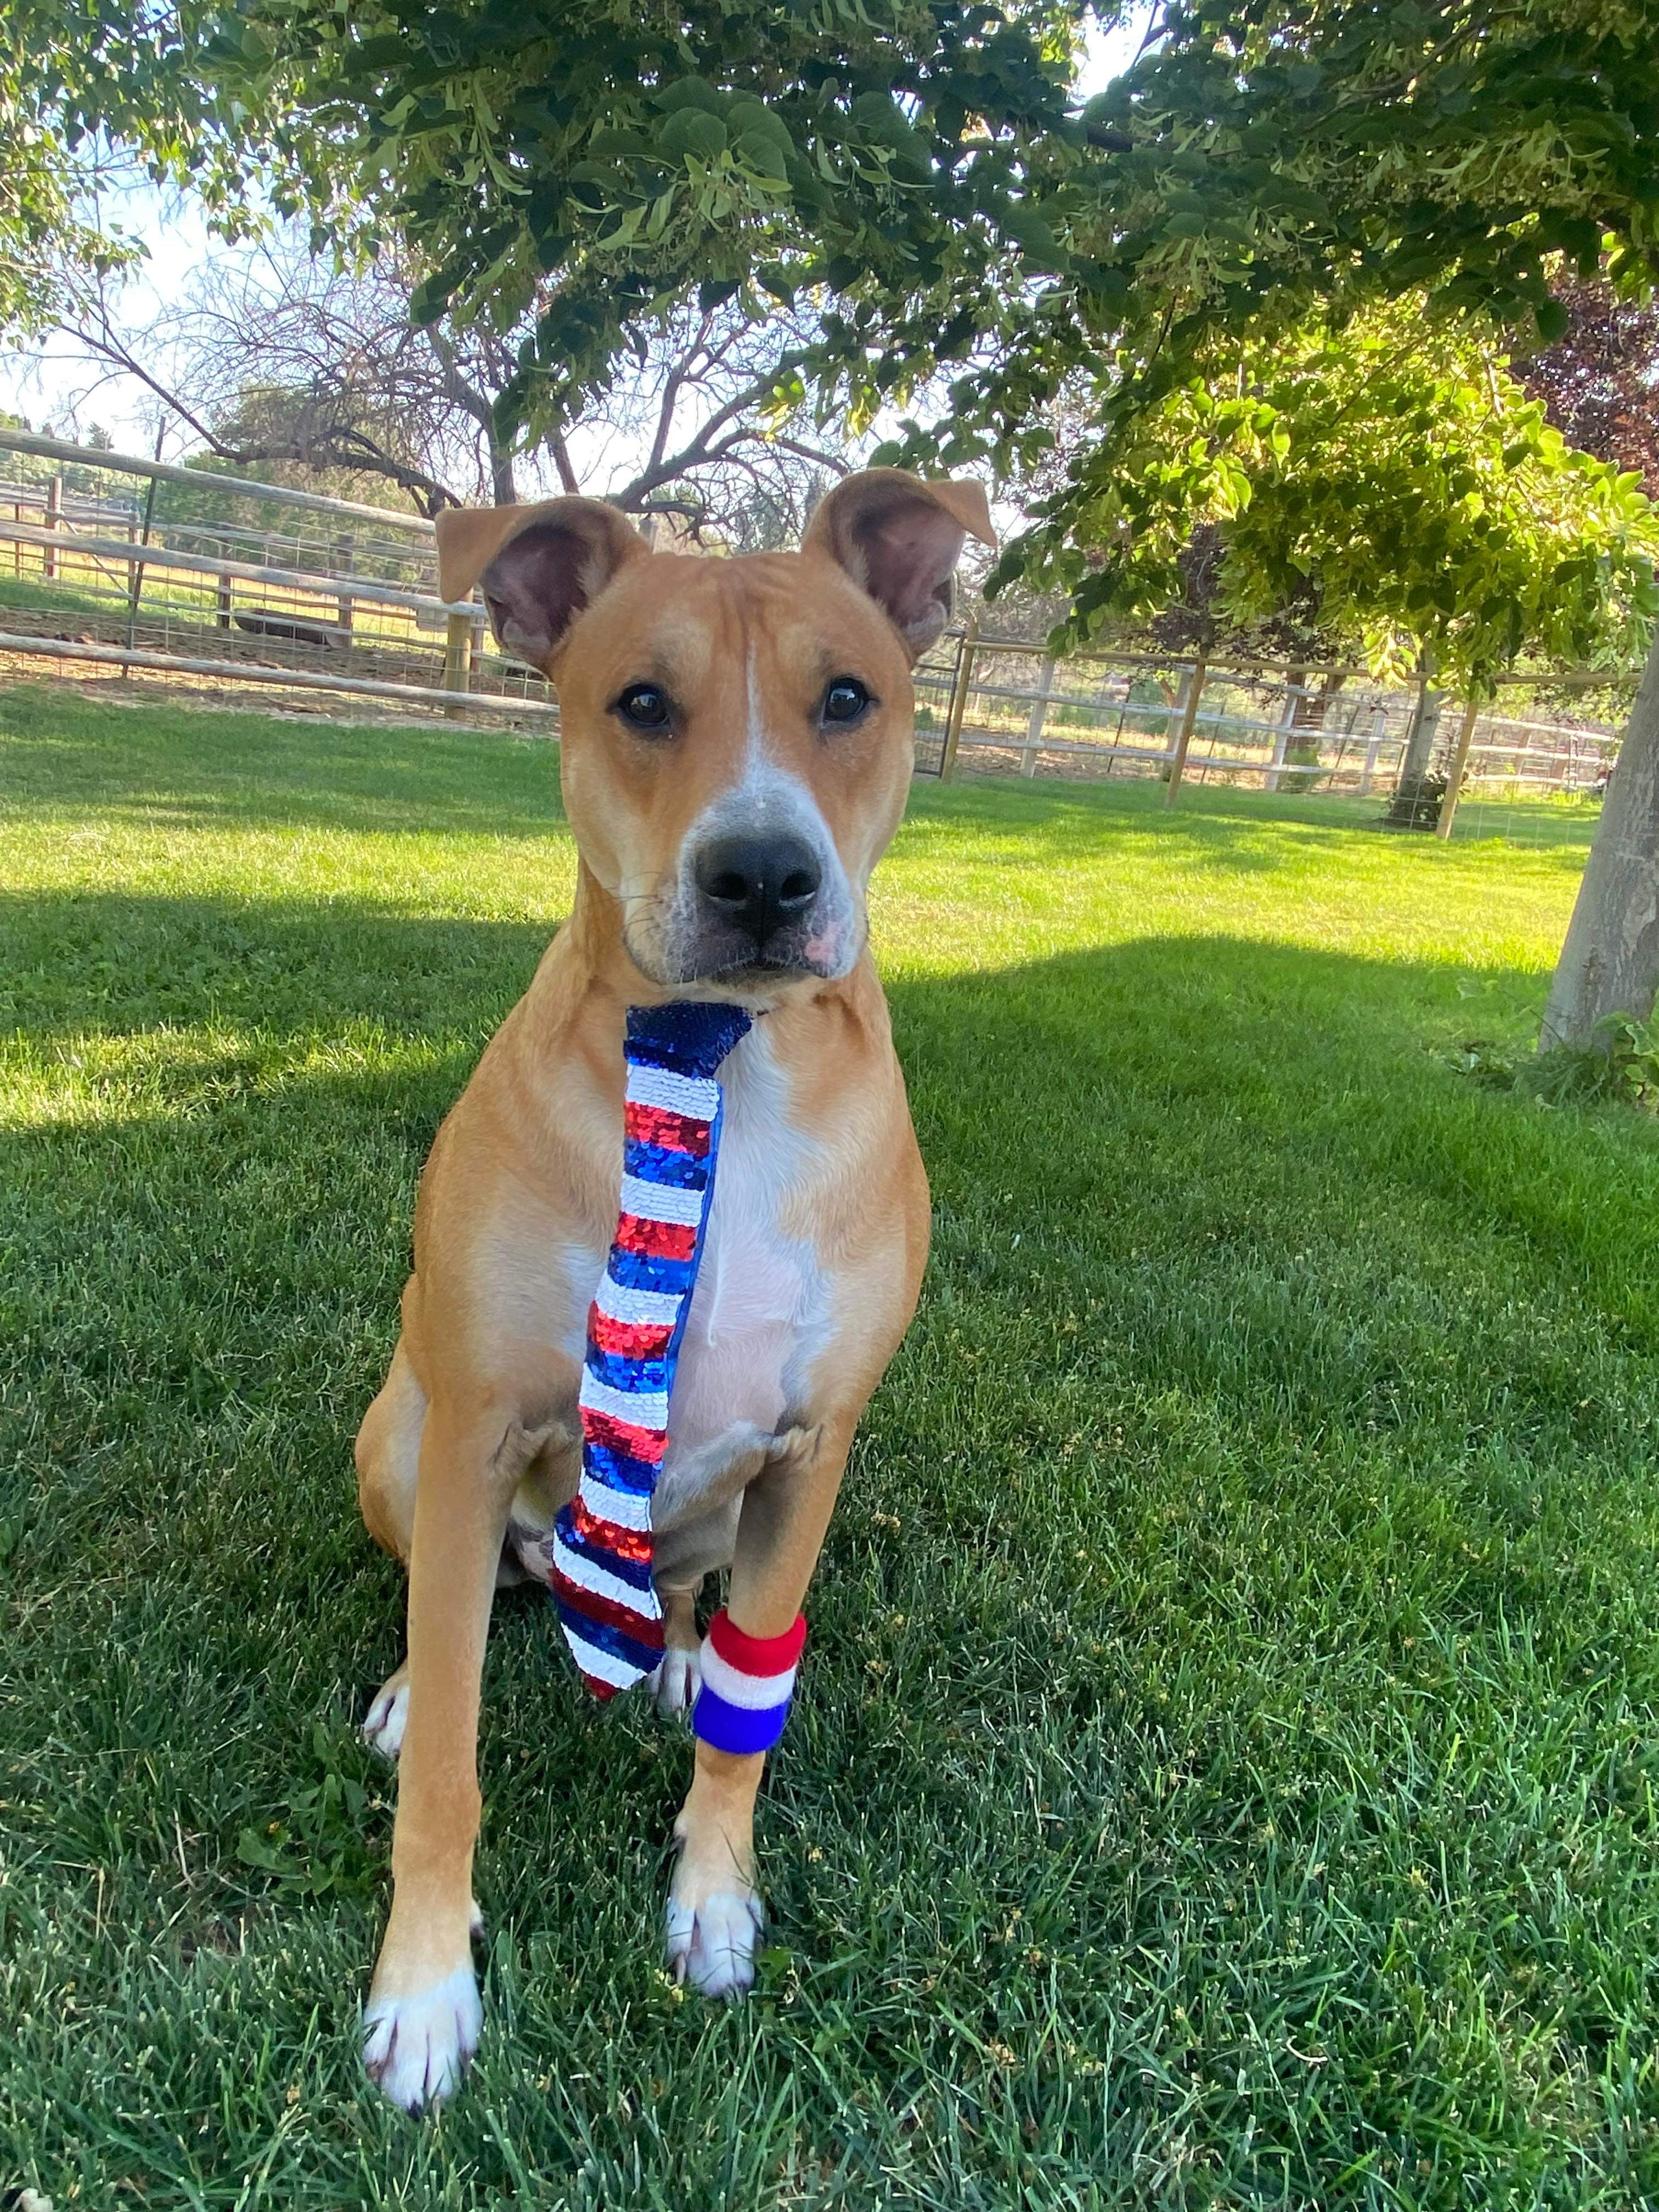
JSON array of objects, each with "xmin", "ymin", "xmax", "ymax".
[
  {"xmin": 0, "ymin": 571, "xmax": 115, "ymax": 619},
  {"xmin": 3, "ymin": 682, "xmax": 1657, "ymax": 2210}
]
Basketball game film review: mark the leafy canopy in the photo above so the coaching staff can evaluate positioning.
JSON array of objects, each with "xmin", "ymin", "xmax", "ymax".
[
  {"xmin": 1014, "ymin": 301, "xmax": 1659, "ymax": 686},
  {"xmin": 38, "ymin": 0, "xmax": 1659, "ymax": 664},
  {"xmin": 159, "ymin": 1, "xmax": 1659, "ymax": 422},
  {"xmin": 0, "ymin": 9, "xmax": 150, "ymax": 332}
]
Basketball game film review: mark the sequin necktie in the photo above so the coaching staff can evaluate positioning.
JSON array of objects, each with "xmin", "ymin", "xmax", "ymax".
[{"xmin": 549, "ymin": 1001, "xmax": 752, "ymax": 1697}]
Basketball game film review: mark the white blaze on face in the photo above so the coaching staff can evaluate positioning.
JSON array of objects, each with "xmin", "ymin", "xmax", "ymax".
[{"xmin": 672, "ymin": 646, "xmax": 859, "ymax": 977}]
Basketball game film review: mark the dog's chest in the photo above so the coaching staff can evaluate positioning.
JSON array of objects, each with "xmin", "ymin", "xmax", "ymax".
[{"xmin": 668, "ymin": 1027, "xmax": 823, "ymax": 1446}]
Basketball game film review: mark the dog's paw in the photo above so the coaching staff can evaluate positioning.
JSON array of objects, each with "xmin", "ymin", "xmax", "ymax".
[
  {"xmin": 648, "ymin": 1643, "xmax": 702, "ymax": 1720},
  {"xmin": 664, "ymin": 1886, "xmax": 764, "ymax": 1999},
  {"xmin": 362, "ymin": 1965, "xmax": 481, "ymax": 2113},
  {"xmin": 362, "ymin": 1668, "xmax": 409, "ymax": 1762}
]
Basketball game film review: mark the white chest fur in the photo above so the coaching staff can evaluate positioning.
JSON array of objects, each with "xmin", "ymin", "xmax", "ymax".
[{"xmin": 667, "ymin": 1022, "xmax": 825, "ymax": 1453}]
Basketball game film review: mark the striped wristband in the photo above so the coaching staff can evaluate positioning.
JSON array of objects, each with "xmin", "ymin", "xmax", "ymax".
[{"xmin": 691, "ymin": 1610, "xmax": 807, "ymax": 1756}]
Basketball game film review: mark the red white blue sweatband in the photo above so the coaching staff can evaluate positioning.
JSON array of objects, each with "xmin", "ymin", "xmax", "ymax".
[{"xmin": 691, "ymin": 1610, "xmax": 806, "ymax": 1757}]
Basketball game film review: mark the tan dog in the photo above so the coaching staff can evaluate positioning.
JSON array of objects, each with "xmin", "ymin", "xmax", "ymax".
[{"xmin": 352, "ymin": 469, "xmax": 994, "ymax": 2109}]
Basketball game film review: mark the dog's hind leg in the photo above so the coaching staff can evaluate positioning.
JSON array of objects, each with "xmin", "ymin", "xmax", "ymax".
[
  {"xmin": 357, "ymin": 1332, "xmax": 567, "ymax": 1763},
  {"xmin": 649, "ymin": 1582, "xmax": 712, "ymax": 1720},
  {"xmin": 358, "ymin": 1336, "xmax": 425, "ymax": 1752},
  {"xmin": 356, "ymin": 1336, "xmax": 425, "ymax": 1762},
  {"xmin": 356, "ymin": 1334, "xmax": 425, "ymax": 1566}
]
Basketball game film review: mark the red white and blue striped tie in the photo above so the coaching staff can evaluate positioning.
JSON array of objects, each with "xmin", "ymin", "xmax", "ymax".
[{"xmin": 550, "ymin": 1001, "xmax": 752, "ymax": 1699}]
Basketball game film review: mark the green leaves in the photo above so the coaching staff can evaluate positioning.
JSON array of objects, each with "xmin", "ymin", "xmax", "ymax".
[
  {"xmin": 1534, "ymin": 297, "xmax": 1572, "ymax": 343},
  {"xmin": 234, "ymin": 1725, "xmax": 382, "ymax": 1901},
  {"xmin": 658, "ymin": 106, "xmax": 729, "ymax": 165},
  {"xmin": 1004, "ymin": 298, "xmax": 1659, "ymax": 687},
  {"xmin": 33, "ymin": 0, "xmax": 1659, "ymax": 661}
]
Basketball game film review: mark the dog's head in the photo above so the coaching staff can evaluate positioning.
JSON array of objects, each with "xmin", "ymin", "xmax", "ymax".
[{"xmin": 437, "ymin": 469, "xmax": 994, "ymax": 1000}]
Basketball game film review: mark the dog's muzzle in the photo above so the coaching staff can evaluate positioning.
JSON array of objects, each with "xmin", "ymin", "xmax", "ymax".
[{"xmin": 685, "ymin": 831, "xmax": 831, "ymax": 976}]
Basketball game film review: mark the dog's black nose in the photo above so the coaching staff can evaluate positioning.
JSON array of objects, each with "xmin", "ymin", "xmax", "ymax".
[{"xmin": 693, "ymin": 833, "xmax": 821, "ymax": 945}]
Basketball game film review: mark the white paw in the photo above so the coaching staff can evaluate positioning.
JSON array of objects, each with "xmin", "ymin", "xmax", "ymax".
[
  {"xmin": 362, "ymin": 1965, "xmax": 481, "ymax": 2112},
  {"xmin": 664, "ymin": 1888, "xmax": 764, "ymax": 1998},
  {"xmin": 648, "ymin": 1644, "xmax": 702, "ymax": 1720},
  {"xmin": 362, "ymin": 1676, "xmax": 408, "ymax": 1761}
]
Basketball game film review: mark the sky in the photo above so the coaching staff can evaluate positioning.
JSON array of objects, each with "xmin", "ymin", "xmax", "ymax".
[{"xmin": 5, "ymin": 10, "xmax": 1153, "ymax": 476}]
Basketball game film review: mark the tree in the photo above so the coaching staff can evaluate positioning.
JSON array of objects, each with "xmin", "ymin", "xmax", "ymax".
[
  {"xmin": 1515, "ymin": 272, "xmax": 1659, "ymax": 1060},
  {"xmin": 1540, "ymin": 629, "xmax": 1659, "ymax": 1049},
  {"xmin": 1517, "ymin": 274, "xmax": 1659, "ymax": 494},
  {"xmin": 49, "ymin": 2, "xmax": 1659, "ymax": 518},
  {"xmin": 35, "ymin": 4, "xmax": 1659, "ymax": 560},
  {"xmin": 51, "ymin": 232, "xmax": 852, "ymax": 527},
  {"xmin": 0, "ymin": 19, "xmax": 140, "ymax": 333},
  {"xmin": 1005, "ymin": 300, "xmax": 1659, "ymax": 689}
]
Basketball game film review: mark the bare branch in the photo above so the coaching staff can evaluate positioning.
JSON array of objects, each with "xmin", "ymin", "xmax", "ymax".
[
  {"xmin": 551, "ymin": 435, "xmax": 581, "ymax": 494},
  {"xmin": 44, "ymin": 226, "xmax": 873, "ymax": 545}
]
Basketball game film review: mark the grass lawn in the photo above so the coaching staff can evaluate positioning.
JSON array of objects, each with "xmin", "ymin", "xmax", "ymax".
[
  {"xmin": 3, "ymin": 682, "xmax": 1658, "ymax": 2209},
  {"xmin": 0, "ymin": 572, "xmax": 116, "ymax": 620}
]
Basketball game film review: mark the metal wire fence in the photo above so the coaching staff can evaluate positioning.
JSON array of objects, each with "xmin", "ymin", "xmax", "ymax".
[
  {"xmin": 0, "ymin": 431, "xmax": 555, "ymax": 727},
  {"xmin": 0, "ymin": 431, "xmax": 1638, "ymax": 825}
]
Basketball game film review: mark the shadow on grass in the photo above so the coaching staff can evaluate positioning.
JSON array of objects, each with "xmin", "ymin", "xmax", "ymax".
[
  {"xmin": 918, "ymin": 772, "xmax": 1600, "ymax": 873},
  {"xmin": 0, "ymin": 886, "xmax": 555, "ymax": 1044},
  {"xmin": 0, "ymin": 679, "xmax": 569, "ymax": 843},
  {"xmin": 6, "ymin": 887, "xmax": 1657, "ymax": 1547}
]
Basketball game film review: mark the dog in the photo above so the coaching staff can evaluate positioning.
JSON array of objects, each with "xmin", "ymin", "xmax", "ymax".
[{"xmin": 351, "ymin": 467, "xmax": 995, "ymax": 2110}]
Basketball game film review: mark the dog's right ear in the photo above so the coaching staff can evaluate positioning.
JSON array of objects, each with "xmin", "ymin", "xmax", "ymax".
[{"xmin": 435, "ymin": 498, "xmax": 647, "ymax": 670}]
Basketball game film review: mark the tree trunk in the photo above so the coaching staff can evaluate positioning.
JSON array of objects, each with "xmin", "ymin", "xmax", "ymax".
[
  {"xmin": 1396, "ymin": 683, "xmax": 1442, "ymax": 786},
  {"xmin": 1383, "ymin": 681, "xmax": 1445, "ymax": 829},
  {"xmin": 1280, "ymin": 669, "xmax": 1342, "ymax": 791},
  {"xmin": 489, "ymin": 440, "xmax": 518, "ymax": 505},
  {"xmin": 1539, "ymin": 624, "xmax": 1659, "ymax": 1051}
]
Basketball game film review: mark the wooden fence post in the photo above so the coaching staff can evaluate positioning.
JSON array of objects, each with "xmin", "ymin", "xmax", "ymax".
[
  {"xmin": 1358, "ymin": 704, "xmax": 1387, "ymax": 794},
  {"xmin": 1020, "ymin": 654, "xmax": 1056, "ymax": 777},
  {"xmin": 123, "ymin": 461, "xmax": 162, "ymax": 675},
  {"xmin": 939, "ymin": 614, "xmax": 979, "ymax": 782},
  {"xmin": 1435, "ymin": 697, "xmax": 1481, "ymax": 840},
  {"xmin": 335, "ymin": 534, "xmax": 355, "ymax": 635},
  {"xmin": 43, "ymin": 473, "xmax": 61, "ymax": 579},
  {"xmin": 1163, "ymin": 654, "xmax": 1208, "ymax": 808},
  {"xmin": 442, "ymin": 608, "xmax": 474, "ymax": 716}
]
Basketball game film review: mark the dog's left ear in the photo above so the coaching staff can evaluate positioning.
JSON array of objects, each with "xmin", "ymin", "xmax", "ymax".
[{"xmin": 803, "ymin": 469, "xmax": 996, "ymax": 659}]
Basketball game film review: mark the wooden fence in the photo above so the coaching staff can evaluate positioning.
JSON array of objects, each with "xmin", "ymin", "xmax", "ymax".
[
  {"xmin": 0, "ymin": 431, "xmax": 1637, "ymax": 826},
  {"xmin": 0, "ymin": 431, "xmax": 556, "ymax": 729}
]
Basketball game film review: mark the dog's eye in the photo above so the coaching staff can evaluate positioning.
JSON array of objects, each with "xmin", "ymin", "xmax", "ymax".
[
  {"xmin": 822, "ymin": 676, "xmax": 872, "ymax": 725},
  {"xmin": 614, "ymin": 683, "xmax": 672, "ymax": 731}
]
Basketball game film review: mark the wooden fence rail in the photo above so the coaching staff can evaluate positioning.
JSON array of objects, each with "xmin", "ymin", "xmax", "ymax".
[{"xmin": 0, "ymin": 431, "xmax": 1639, "ymax": 798}]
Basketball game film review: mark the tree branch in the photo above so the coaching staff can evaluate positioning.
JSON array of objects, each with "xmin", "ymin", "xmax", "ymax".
[
  {"xmin": 551, "ymin": 433, "xmax": 581, "ymax": 493},
  {"xmin": 56, "ymin": 308, "xmax": 461, "ymax": 514},
  {"xmin": 610, "ymin": 349, "xmax": 816, "ymax": 507}
]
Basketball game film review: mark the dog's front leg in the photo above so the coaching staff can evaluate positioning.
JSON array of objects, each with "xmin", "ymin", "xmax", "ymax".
[
  {"xmin": 665, "ymin": 1411, "xmax": 852, "ymax": 1997},
  {"xmin": 362, "ymin": 1400, "xmax": 535, "ymax": 2110}
]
